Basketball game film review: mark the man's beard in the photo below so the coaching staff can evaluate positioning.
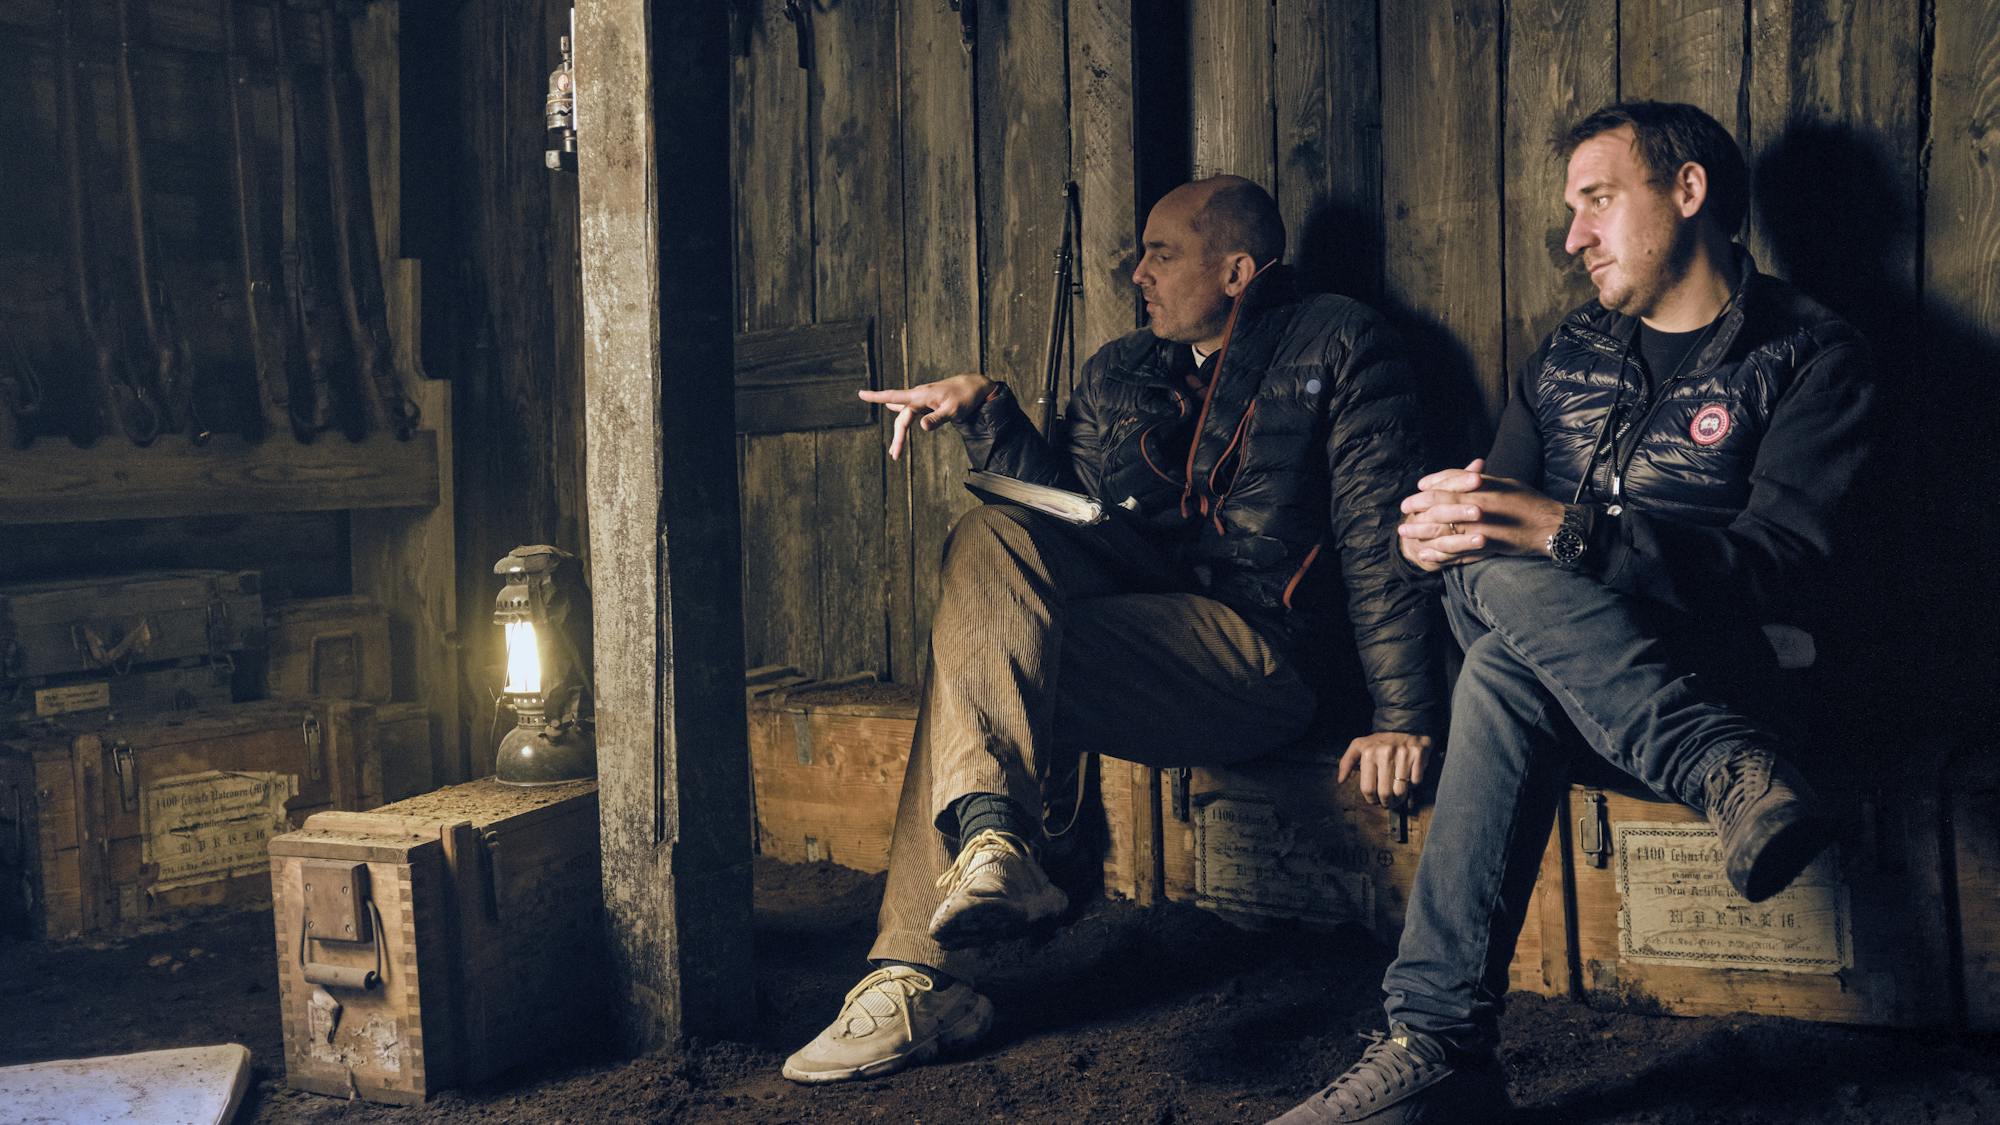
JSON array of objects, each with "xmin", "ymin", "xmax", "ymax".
[{"xmin": 1600, "ymin": 218, "xmax": 1699, "ymax": 318}]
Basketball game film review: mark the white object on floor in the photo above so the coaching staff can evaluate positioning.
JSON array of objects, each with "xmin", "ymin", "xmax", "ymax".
[{"xmin": 0, "ymin": 1043, "xmax": 251, "ymax": 1125}]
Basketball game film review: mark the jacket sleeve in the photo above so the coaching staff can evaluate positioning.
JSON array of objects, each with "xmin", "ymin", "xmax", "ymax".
[
  {"xmin": 1328, "ymin": 317, "xmax": 1445, "ymax": 737},
  {"xmin": 1587, "ymin": 338, "xmax": 1877, "ymax": 618},
  {"xmin": 956, "ymin": 355, "xmax": 1108, "ymax": 496}
]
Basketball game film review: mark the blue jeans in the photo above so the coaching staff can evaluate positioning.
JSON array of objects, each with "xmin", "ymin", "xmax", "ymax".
[{"xmin": 1381, "ymin": 556, "xmax": 1787, "ymax": 1053}]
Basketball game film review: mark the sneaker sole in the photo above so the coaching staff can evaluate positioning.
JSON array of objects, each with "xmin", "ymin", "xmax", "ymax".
[
  {"xmin": 780, "ymin": 994, "xmax": 995, "ymax": 1085},
  {"xmin": 1739, "ymin": 814, "xmax": 1833, "ymax": 903},
  {"xmin": 928, "ymin": 885, "xmax": 1068, "ymax": 950}
]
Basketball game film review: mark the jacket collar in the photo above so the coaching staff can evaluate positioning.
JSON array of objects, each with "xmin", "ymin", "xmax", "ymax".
[
  {"xmin": 1562, "ymin": 247, "xmax": 1766, "ymax": 370},
  {"xmin": 1132, "ymin": 263, "xmax": 1300, "ymax": 375}
]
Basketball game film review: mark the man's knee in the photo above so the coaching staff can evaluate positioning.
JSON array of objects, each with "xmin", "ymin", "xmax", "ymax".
[
  {"xmin": 1448, "ymin": 555, "xmax": 1588, "ymax": 631},
  {"xmin": 940, "ymin": 504, "xmax": 1041, "ymax": 582}
]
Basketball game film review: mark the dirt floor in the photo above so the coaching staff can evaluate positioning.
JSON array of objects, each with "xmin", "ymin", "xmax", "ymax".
[{"xmin": 3, "ymin": 857, "xmax": 1998, "ymax": 1124}]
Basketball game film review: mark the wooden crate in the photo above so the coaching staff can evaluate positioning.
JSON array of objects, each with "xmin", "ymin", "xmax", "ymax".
[
  {"xmin": 1102, "ymin": 754, "xmax": 1563, "ymax": 990},
  {"xmin": 1949, "ymin": 744, "xmax": 2000, "ymax": 1030},
  {"xmin": 325, "ymin": 700, "xmax": 436, "ymax": 811},
  {"xmin": 269, "ymin": 779, "xmax": 604, "ymax": 1104},
  {"xmin": 1556, "ymin": 780, "xmax": 1955, "ymax": 1026},
  {"xmin": 0, "ymin": 700, "xmax": 368, "ymax": 938},
  {"xmin": 0, "ymin": 570, "xmax": 264, "ymax": 682},
  {"xmin": 5, "ymin": 658, "xmax": 235, "ymax": 728},
  {"xmin": 747, "ymin": 671, "xmax": 916, "ymax": 872},
  {"xmin": 265, "ymin": 596, "xmax": 394, "ymax": 703}
]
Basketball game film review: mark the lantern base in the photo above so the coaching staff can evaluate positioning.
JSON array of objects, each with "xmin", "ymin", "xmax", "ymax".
[{"xmin": 495, "ymin": 721, "xmax": 597, "ymax": 785}]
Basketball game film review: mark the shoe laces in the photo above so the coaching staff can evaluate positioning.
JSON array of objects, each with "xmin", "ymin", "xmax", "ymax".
[
  {"xmin": 1317, "ymin": 1031, "xmax": 1436, "ymax": 1114},
  {"xmin": 935, "ymin": 828, "xmax": 1032, "ymax": 896},
  {"xmin": 835, "ymin": 966, "xmax": 934, "ymax": 1040},
  {"xmin": 1704, "ymin": 748, "xmax": 1772, "ymax": 825}
]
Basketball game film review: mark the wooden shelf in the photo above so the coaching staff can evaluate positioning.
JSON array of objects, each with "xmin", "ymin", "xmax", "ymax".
[{"xmin": 0, "ymin": 429, "xmax": 441, "ymax": 524}]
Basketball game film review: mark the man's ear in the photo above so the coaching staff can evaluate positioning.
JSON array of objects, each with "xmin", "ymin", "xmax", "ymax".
[
  {"xmin": 1221, "ymin": 252, "xmax": 1259, "ymax": 297},
  {"xmin": 1674, "ymin": 161, "xmax": 1709, "ymax": 220}
]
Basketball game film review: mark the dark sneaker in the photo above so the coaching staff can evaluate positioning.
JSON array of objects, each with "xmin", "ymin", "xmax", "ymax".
[
  {"xmin": 1267, "ymin": 1028, "xmax": 1511, "ymax": 1124},
  {"xmin": 1701, "ymin": 747, "xmax": 1831, "ymax": 903},
  {"xmin": 926, "ymin": 829, "xmax": 1068, "ymax": 949}
]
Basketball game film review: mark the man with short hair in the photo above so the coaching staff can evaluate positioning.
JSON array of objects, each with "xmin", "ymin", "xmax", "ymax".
[
  {"xmin": 782, "ymin": 176, "xmax": 1444, "ymax": 1084},
  {"xmin": 1271, "ymin": 102, "xmax": 1877, "ymax": 1124}
]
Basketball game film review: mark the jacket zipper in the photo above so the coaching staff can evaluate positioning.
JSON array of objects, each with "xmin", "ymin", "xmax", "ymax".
[{"xmin": 1137, "ymin": 390, "xmax": 1188, "ymax": 484}]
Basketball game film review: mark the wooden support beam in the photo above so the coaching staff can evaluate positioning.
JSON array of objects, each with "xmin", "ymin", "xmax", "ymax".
[
  {"xmin": 0, "ymin": 429, "xmax": 439, "ymax": 524},
  {"xmin": 576, "ymin": 0, "xmax": 751, "ymax": 1050}
]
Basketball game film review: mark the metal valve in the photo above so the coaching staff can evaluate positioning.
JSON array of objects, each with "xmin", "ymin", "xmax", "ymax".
[{"xmin": 546, "ymin": 15, "xmax": 577, "ymax": 173}]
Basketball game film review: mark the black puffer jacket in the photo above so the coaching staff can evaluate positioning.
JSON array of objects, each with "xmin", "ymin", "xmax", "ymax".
[
  {"xmin": 1490, "ymin": 260, "xmax": 1876, "ymax": 621},
  {"xmin": 959, "ymin": 267, "xmax": 1441, "ymax": 736}
]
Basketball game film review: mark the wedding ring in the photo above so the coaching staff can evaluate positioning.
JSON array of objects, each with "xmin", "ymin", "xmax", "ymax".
[{"xmin": 1448, "ymin": 522, "xmax": 1461, "ymax": 535}]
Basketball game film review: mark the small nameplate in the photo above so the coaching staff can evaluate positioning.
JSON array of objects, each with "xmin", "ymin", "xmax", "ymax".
[
  {"xmin": 34, "ymin": 681, "xmax": 112, "ymax": 717},
  {"xmin": 1195, "ymin": 795, "xmax": 1376, "ymax": 927},
  {"xmin": 1615, "ymin": 820, "xmax": 1851, "ymax": 974},
  {"xmin": 142, "ymin": 770, "xmax": 300, "ymax": 893}
]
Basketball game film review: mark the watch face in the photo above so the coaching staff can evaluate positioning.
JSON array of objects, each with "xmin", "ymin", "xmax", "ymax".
[{"xmin": 1550, "ymin": 520, "xmax": 1587, "ymax": 568}]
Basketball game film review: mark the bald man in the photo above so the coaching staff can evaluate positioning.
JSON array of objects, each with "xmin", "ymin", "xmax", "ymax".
[{"xmin": 783, "ymin": 177, "xmax": 1443, "ymax": 1084}]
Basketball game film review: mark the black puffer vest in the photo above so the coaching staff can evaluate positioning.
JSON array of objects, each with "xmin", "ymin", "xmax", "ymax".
[{"xmin": 1537, "ymin": 266, "xmax": 1864, "ymax": 524}]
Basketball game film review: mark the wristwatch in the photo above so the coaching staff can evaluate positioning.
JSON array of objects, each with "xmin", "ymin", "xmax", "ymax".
[{"xmin": 1546, "ymin": 504, "xmax": 1594, "ymax": 571}]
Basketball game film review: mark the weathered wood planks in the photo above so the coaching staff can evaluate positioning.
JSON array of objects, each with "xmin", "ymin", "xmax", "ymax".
[
  {"xmin": 1502, "ymin": 0, "xmax": 1617, "ymax": 382},
  {"xmin": 1620, "ymin": 0, "xmax": 1748, "ymax": 145},
  {"xmin": 1382, "ymin": 0, "xmax": 1506, "ymax": 426},
  {"xmin": 1191, "ymin": 0, "xmax": 1275, "ymax": 187},
  {"xmin": 732, "ymin": 0, "xmax": 820, "ymax": 679},
  {"xmin": 1275, "ymin": 0, "xmax": 1381, "ymax": 303},
  {"xmin": 810, "ymin": 0, "xmax": 899, "ymax": 685},
  {"xmin": 899, "ymin": 0, "xmax": 984, "ymax": 667},
  {"xmin": 577, "ymin": 0, "xmax": 751, "ymax": 1049}
]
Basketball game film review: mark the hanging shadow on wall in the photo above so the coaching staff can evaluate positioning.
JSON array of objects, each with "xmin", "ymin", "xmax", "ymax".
[{"xmin": 1751, "ymin": 121, "xmax": 2000, "ymax": 764}]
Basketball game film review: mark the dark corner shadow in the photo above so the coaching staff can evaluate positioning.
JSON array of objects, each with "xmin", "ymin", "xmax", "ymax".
[
  {"xmin": 1516, "ymin": 1021, "xmax": 1990, "ymax": 1123},
  {"xmin": 1753, "ymin": 121, "xmax": 2000, "ymax": 766},
  {"xmin": 1295, "ymin": 193, "xmax": 1486, "ymax": 471}
]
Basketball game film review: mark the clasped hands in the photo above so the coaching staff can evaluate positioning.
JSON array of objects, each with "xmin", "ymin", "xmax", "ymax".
[
  {"xmin": 858, "ymin": 374, "xmax": 994, "ymax": 461},
  {"xmin": 1397, "ymin": 458, "xmax": 1568, "ymax": 571}
]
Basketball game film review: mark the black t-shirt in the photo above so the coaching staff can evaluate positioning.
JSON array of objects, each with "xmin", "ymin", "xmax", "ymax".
[{"xmin": 1636, "ymin": 321, "xmax": 1711, "ymax": 395}]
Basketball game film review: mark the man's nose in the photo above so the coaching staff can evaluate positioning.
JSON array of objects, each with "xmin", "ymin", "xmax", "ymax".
[{"xmin": 1564, "ymin": 213, "xmax": 1595, "ymax": 257}]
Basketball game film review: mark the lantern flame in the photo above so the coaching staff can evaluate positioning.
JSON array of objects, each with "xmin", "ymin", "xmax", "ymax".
[{"xmin": 504, "ymin": 620, "xmax": 542, "ymax": 695}]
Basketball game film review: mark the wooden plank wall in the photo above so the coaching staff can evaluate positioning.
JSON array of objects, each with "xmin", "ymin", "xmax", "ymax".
[
  {"xmin": 404, "ymin": 0, "xmax": 588, "ymax": 776},
  {"xmin": 731, "ymin": 0, "xmax": 1144, "ymax": 685},
  {"xmin": 734, "ymin": 0, "xmax": 1997, "ymax": 729}
]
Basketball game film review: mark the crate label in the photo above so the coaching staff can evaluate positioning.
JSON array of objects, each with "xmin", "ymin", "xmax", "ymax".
[
  {"xmin": 1195, "ymin": 796, "xmax": 1375, "ymax": 927},
  {"xmin": 1615, "ymin": 821, "xmax": 1851, "ymax": 973},
  {"xmin": 141, "ymin": 770, "xmax": 300, "ymax": 892},
  {"xmin": 33, "ymin": 681, "xmax": 112, "ymax": 717}
]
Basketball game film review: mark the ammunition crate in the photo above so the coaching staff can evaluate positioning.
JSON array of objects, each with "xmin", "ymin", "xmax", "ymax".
[
  {"xmin": 0, "ymin": 699, "xmax": 373, "ymax": 939},
  {"xmin": 265, "ymin": 595, "xmax": 394, "ymax": 703},
  {"xmin": 0, "ymin": 570, "xmax": 263, "ymax": 684},
  {"xmin": 269, "ymin": 779, "xmax": 604, "ymax": 1104},
  {"xmin": 1548, "ymin": 780, "xmax": 1955, "ymax": 1026},
  {"xmin": 746, "ymin": 669, "xmax": 915, "ymax": 871}
]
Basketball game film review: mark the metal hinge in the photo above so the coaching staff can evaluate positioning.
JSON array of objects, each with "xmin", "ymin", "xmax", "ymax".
[
  {"xmin": 110, "ymin": 742, "xmax": 139, "ymax": 813},
  {"xmin": 1577, "ymin": 787, "xmax": 1611, "ymax": 869},
  {"xmin": 301, "ymin": 712, "xmax": 323, "ymax": 782},
  {"xmin": 1387, "ymin": 807, "xmax": 1411, "ymax": 845}
]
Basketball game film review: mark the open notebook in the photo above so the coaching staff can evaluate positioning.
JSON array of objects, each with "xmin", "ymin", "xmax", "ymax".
[{"xmin": 964, "ymin": 470, "xmax": 1107, "ymax": 526}]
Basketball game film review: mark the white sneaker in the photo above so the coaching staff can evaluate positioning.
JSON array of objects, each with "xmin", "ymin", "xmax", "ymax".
[
  {"xmin": 926, "ymin": 828, "xmax": 1069, "ymax": 949},
  {"xmin": 781, "ymin": 965, "xmax": 994, "ymax": 1084}
]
